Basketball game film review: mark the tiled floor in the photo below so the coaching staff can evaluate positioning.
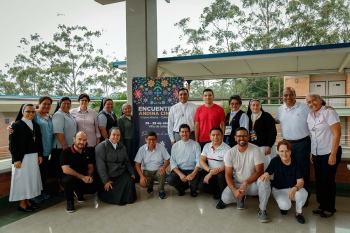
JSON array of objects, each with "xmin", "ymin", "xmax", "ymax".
[{"xmin": 0, "ymin": 185, "xmax": 349, "ymax": 233}]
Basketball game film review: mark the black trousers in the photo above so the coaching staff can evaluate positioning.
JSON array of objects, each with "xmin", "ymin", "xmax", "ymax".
[
  {"xmin": 313, "ymin": 146, "xmax": 342, "ymax": 213},
  {"xmin": 198, "ymin": 170, "xmax": 226, "ymax": 195},
  {"xmin": 168, "ymin": 169, "xmax": 200, "ymax": 191},
  {"xmin": 62, "ymin": 175, "xmax": 96, "ymax": 202}
]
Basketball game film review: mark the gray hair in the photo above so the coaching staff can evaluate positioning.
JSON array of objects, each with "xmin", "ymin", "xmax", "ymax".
[
  {"xmin": 121, "ymin": 103, "xmax": 131, "ymax": 111},
  {"xmin": 306, "ymin": 93, "xmax": 326, "ymax": 106}
]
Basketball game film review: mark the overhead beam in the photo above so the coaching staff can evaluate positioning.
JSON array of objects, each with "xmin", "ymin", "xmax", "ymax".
[{"xmin": 338, "ymin": 52, "xmax": 350, "ymax": 73}]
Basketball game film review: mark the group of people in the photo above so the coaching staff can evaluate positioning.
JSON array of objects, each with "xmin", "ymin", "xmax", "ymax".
[{"xmin": 8, "ymin": 87, "xmax": 342, "ymax": 224}]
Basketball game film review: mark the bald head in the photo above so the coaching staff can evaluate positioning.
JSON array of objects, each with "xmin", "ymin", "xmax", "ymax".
[{"xmin": 73, "ymin": 131, "xmax": 88, "ymax": 150}]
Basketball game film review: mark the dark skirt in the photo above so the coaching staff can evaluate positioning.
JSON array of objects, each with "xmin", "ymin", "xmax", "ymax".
[
  {"xmin": 97, "ymin": 171, "xmax": 136, "ymax": 205},
  {"xmin": 48, "ymin": 148, "xmax": 63, "ymax": 179}
]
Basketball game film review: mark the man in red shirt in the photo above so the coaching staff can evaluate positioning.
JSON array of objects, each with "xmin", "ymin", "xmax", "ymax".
[{"xmin": 195, "ymin": 89, "xmax": 226, "ymax": 149}]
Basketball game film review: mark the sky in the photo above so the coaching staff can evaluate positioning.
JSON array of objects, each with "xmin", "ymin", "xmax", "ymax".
[{"xmin": 0, "ymin": 0, "xmax": 240, "ymax": 73}]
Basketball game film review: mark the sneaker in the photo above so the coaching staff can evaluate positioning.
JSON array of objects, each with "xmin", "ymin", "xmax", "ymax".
[
  {"xmin": 216, "ymin": 199, "xmax": 227, "ymax": 209},
  {"xmin": 280, "ymin": 209, "xmax": 288, "ymax": 215},
  {"xmin": 33, "ymin": 195, "xmax": 44, "ymax": 204},
  {"xmin": 159, "ymin": 192, "xmax": 166, "ymax": 199},
  {"xmin": 295, "ymin": 214, "xmax": 305, "ymax": 224},
  {"xmin": 147, "ymin": 187, "xmax": 154, "ymax": 194},
  {"xmin": 66, "ymin": 201, "xmax": 75, "ymax": 213},
  {"xmin": 42, "ymin": 192, "xmax": 51, "ymax": 200},
  {"xmin": 258, "ymin": 209, "xmax": 269, "ymax": 223},
  {"xmin": 237, "ymin": 195, "xmax": 246, "ymax": 210},
  {"xmin": 74, "ymin": 192, "xmax": 85, "ymax": 202}
]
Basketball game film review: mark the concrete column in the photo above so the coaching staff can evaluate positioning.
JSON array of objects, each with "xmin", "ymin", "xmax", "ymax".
[{"xmin": 125, "ymin": 0, "xmax": 158, "ymax": 104}]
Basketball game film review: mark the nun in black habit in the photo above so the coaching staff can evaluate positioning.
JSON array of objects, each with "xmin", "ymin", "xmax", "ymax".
[{"xmin": 9, "ymin": 104, "xmax": 43, "ymax": 212}]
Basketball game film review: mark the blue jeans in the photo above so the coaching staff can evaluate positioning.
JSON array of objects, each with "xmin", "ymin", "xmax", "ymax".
[{"xmin": 290, "ymin": 139, "xmax": 311, "ymax": 194}]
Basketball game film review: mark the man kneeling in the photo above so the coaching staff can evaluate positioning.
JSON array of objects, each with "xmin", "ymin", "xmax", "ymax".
[
  {"xmin": 216, "ymin": 127, "xmax": 271, "ymax": 223},
  {"xmin": 61, "ymin": 131, "xmax": 96, "ymax": 213},
  {"xmin": 135, "ymin": 131, "xmax": 170, "ymax": 199}
]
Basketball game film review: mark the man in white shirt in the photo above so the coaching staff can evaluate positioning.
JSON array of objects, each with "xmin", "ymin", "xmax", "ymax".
[
  {"xmin": 276, "ymin": 87, "xmax": 311, "ymax": 205},
  {"xmin": 134, "ymin": 132, "xmax": 170, "ymax": 199},
  {"xmin": 168, "ymin": 88, "xmax": 198, "ymax": 145},
  {"xmin": 168, "ymin": 124, "xmax": 201, "ymax": 197},
  {"xmin": 199, "ymin": 126, "xmax": 231, "ymax": 200},
  {"xmin": 216, "ymin": 127, "xmax": 271, "ymax": 223}
]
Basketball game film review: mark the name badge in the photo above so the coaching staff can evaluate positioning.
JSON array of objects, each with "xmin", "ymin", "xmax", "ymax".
[{"xmin": 225, "ymin": 126, "xmax": 232, "ymax": 135}]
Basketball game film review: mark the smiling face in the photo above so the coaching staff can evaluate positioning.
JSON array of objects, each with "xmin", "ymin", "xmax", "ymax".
[
  {"xmin": 38, "ymin": 98, "xmax": 52, "ymax": 114},
  {"xmin": 278, "ymin": 144, "xmax": 292, "ymax": 164},
  {"xmin": 250, "ymin": 100, "xmax": 261, "ymax": 114},
  {"xmin": 60, "ymin": 100, "xmax": 71, "ymax": 113},
  {"xmin": 229, "ymin": 99, "xmax": 241, "ymax": 112},
  {"xmin": 104, "ymin": 100, "xmax": 113, "ymax": 113},
  {"xmin": 283, "ymin": 88, "xmax": 296, "ymax": 106},
  {"xmin": 145, "ymin": 135, "xmax": 157, "ymax": 150},
  {"xmin": 234, "ymin": 129, "xmax": 249, "ymax": 147},
  {"xmin": 202, "ymin": 91, "xmax": 214, "ymax": 105},
  {"xmin": 23, "ymin": 105, "xmax": 36, "ymax": 121},
  {"xmin": 79, "ymin": 97, "xmax": 89, "ymax": 109},
  {"xmin": 178, "ymin": 90, "xmax": 189, "ymax": 104},
  {"xmin": 73, "ymin": 132, "xmax": 88, "ymax": 149},
  {"xmin": 306, "ymin": 95, "xmax": 323, "ymax": 112},
  {"xmin": 210, "ymin": 129, "xmax": 223, "ymax": 145},
  {"xmin": 109, "ymin": 129, "xmax": 121, "ymax": 144},
  {"xmin": 179, "ymin": 126, "xmax": 190, "ymax": 141},
  {"xmin": 123, "ymin": 105, "xmax": 132, "ymax": 117}
]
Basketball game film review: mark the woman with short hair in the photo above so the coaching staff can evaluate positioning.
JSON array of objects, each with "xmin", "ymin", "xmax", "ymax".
[{"xmin": 97, "ymin": 98, "xmax": 118, "ymax": 141}]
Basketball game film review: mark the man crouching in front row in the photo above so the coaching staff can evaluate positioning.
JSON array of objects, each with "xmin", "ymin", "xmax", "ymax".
[{"xmin": 216, "ymin": 127, "xmax": 271, "ymax": 223}]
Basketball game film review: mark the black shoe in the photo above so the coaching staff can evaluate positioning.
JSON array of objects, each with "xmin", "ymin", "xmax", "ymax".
[
  {"xmin": 216, "ymin": 199, "xmax": 227, "ymax": 209},
  {"xmin": 147, "ymin": 187, "xmax": 154, "ymax": 194},
  {"xmin": 320, "ymin": 212, "xmax": 334, "ymax": 218},
  {"xmin": 190, "ymin": 186, "xmax": 197, "ymax": 197},
  {"xmin": 74, "ymin": 191, "xmax": 85, "ymax": 203},
  {"xmin": 280, "ymin": 209, "xmax": 288, "ymax": 215},
  {"xmin": 29, "ymin": 202, "xmax": 40, "ymax": 209},
  {"xmin": 213, "ymin": 194, "xmax": 220, "ymax": 200},
  {"xmin": 178, "ymin": 188, "xmax": 185, "ymax": 196},
  {"xmin": 312, "ymin": 209, "xmax": 323, "ymax": 214},
  {"xmin": 295, "ymin": 214, "xmax": 305, "ymax": 224},
  {"xmin": 18, "ymin": 206, "xmax": 34, "ymax": 212},
  {"xmin": 66, "ymin": 201, "xmax": 75, "ymax": 213}
]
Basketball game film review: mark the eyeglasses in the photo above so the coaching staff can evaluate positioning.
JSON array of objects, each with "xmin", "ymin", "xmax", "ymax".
[
  {"xmin": 278, "ymin": 150, "xmax": 290, "ymax": 153},
  {"xmin": 236, "ymin": 135, "xmax": 248, "ymax": 138},
  {"xmin": 25, "ymin": 111, "xmax": 35, "ymax": 114},
  {"xmin": 283, "ymin": 94, "xmax": 295, "ymax": 98},
  {"xmin": 306, "ymin": 99, "xmax": 318, "ymax": 105},
  {"xmin": 80, "ymin": 99, "xmax": 89, "ymax": 102},
  {"xmin": 230, "ymin": 102, "xmax": 240, "ymax": 106},
  {"xmin": 147, "ymin": 138, "xmax": 157, "ymax": 141}
]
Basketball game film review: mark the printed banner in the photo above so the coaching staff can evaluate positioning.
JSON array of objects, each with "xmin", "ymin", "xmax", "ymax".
[{"xmin": 132, "ymin": 77, "xmax": 184, "ymax": 155}]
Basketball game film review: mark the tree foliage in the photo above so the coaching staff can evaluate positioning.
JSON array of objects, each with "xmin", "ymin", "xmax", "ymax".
[
  {"xmin": 0, "ymin": 25, "xmax": 125, "ymax": 97},
  {"xmin": 165, "ymin": 0, "xmax": 349, "ymax": 100}
]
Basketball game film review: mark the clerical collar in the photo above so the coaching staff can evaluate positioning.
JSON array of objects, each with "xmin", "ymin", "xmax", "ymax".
[{"xmin": 108, "ymin": 140, "xmax": 118, "ymax": 149}]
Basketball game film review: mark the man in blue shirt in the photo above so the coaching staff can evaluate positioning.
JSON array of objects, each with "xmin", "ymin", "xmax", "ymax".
[
  {"xmin": 134, "ymin": 131, "xmax": 170, "ymax": 199},
  {"xmin": 168, "ymin": 124, "xmax": 201, "ymax": 197}
]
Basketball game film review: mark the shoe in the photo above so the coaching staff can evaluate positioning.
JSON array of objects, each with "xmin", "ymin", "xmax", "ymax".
[
  {"xmin": 178, "ymin": 188, "xmax": 185, "ymax": 196},
  {"xmin": 42, "ymin": 192, "xmax": 51, "ymax": 200},
  {"xmin": 320, "ymin": 212, "xmax": 334, "ymax": 218},
  {"xmin": 118, "ymin": 202, "xmax": 127, "ymax": 206},
  {"xmin": 159, "ymin": 192, "xmax": 166, "ymax": 199},
  {"xmin": 295, "ymin": 214, "xmax": 305, "ymax": 224},
  {"xmin": 33, "ymin": 195, "xmax": 44, "ymax": 204},
  {"xmin": 66, "ymin": 201, "xmax": 75, "ymax": 213},
  {"xmin": 18, "ymin": 206, "xmax": 34, "ymax": 212},
  {"xmin": 237, "ymin": 195, "xmax": 246, "ymax": 210},
  {"xmin": 213, "ymin": 194, "xmax": 221, "ymax": 200},
  {"xmin": 28, "ymin": 201, "xmax": 40, "ymax": 209},
  {"xmin": 303, "ymin": 199, "xmax": 309, "ymax": 207},
  {"xmin": 280, "ymin": 209, "xmax": 288, "ymax": 215},
  {"xmin": 258, "ymin": 209, "xmax": 269, "ymax": 223},
  {"xmin": 147, "ymin": 187, "xmax": 154, "ymax": 194},
  {"xmin": 190, "ymin": 186, "xmax": 197, "ymax": 197},
  {"xmin": 74, "ymin": 192, "xmax": 85, "ymax": 203},
  {"xmin": 216, "ymin": 199, "xmax": 227, "ymax": 209},
  {"xmin": 312, "ymin": 209, "xmax": 323, "ymax": 214}
]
